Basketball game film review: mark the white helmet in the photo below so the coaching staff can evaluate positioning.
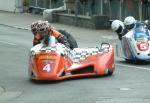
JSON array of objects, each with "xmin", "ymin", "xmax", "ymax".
[
  {"xmin": 124, "ymin": 16, "xmax": 136, "ymax": 26},
  {"xmin": 111, "ymin": 20, "xmax": 124, "ymax": 34},
  {"xmin": 145, "ymin": 20, "xmax": 150, "ymax": 25}
]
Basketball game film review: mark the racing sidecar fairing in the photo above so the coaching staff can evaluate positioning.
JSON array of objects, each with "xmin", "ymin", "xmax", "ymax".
[
  {"xmin": 116, "ymin": 23, "xmax": 150, "ymax": 61},
  {"xmin": 28, "ymin": 36, "xmax": 115, "ymax": 81}
]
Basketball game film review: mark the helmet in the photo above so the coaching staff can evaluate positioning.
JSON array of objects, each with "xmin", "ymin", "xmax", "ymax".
[
  {"xmin": 31, "ymin": 20, "xmax": 42, "ymax": 34},
  {"xmin": 111, "ymin": 20, "xmax": 124, "ymax": 34},
  {"xmin": 124, "ymin": 16, "xmax": 136, "ymax": 30},
  {"xmin": 36, "ymin": 21, "xmax": 50, "ymax": 36},
  {"xmin": 145, "ymin": 20, "xmax": 150, "ymax": 25}
]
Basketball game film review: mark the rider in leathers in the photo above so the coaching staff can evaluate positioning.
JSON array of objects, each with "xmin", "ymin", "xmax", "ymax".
[{"xmin": 31, "ymin": 20, "xmax": 78, "ymax": 49}]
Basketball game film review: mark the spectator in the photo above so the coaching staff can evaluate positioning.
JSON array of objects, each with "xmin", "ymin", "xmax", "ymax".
[{"xmin": 142, "ymin": 0, "xmax": 150, "ymax": 20}]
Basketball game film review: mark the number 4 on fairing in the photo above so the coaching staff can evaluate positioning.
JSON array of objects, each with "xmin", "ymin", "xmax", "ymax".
[{"xmin": 43, "ymin": 64, "xmax": 51, "ymax": 72}]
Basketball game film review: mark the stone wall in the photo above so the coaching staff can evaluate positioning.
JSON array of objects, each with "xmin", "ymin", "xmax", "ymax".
[{"xmin": 53, "ymin": 13, "xmax": 110, "ymax": 29}]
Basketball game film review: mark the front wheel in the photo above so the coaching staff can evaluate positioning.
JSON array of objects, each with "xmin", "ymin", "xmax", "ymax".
[
  {"xmin": 125, "ymin": 59, "xmax": 136, "ymax": 63},
  {"xmin": 106, "ymin": 67, "xmax": 115, "ymax": 76},
  {"xmin": 107, "ymin": 69, "xmax": 114, "ymax": 76}
]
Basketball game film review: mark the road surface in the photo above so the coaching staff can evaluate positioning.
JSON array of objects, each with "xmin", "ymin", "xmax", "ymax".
[{"xmin": 0, "ymin": 25, "xmax": 150, "ymax": 103}]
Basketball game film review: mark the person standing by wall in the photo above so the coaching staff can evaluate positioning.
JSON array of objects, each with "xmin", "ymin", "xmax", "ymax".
[
  {"xmin": 109, "ymin": 0, "xmax": 121, "ymax": 20},
  {"xmin": 142, "ymin": 0, "xmax": 150, "ymax": 20},
  {"xmin": 122, "ymin": 0, "xmax": 134, "ymax": 19}
]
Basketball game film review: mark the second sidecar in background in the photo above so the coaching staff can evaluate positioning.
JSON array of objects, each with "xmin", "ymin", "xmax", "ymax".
[{"xmin": 116, "ymin": 22, "xmax": 150, "ymax": 61}]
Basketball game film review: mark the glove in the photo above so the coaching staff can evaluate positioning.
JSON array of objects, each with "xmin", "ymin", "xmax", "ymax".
[
  {"xmin": 33, "ymin": 38, "xmax": 41, "ymax": 46},
  {"xmin": 57, "ymin": 35, "xmax": 70, "ymax": 49}
]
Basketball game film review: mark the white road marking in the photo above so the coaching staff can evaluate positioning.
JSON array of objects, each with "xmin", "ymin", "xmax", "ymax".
[
  {"xmin": 0, "ymin": 40, "xmax": 17, "ymax": 46},
  {"xmin": 101, "ymin": 36, "xmax": 117, "ymax": 39},
  {"xmin": 119, "ymin": 88, "xmax": 131, "ymax": 91},
  {"xmin": 116, "ymin": 63, "xmax": 150, "ymax": 71}
]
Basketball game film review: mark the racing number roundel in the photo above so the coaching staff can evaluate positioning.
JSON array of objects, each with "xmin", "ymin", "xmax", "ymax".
[
  {"xmin": 43, "ymin": 64, "xmax": 51, "ymax": 72},
  {"xmin": 140, "ymin": 43, "xmax": 147, "ymax": 50},
  {"xmin": 137, "ymin": 43, "xmax": 149, "ymax": 51}
]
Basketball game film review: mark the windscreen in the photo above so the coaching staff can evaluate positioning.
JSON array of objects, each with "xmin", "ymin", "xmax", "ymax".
[
  {"xmin": 49, "ymin": 36, "xmax": 56, "ymax": 45},
  {"xmin": 134, "ymin": 23, "xmax": 149, "ymax": 40}
]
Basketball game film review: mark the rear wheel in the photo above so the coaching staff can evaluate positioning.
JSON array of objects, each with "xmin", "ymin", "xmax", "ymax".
[{"xmin": 107, "ymin": 69, "xmax": 114, "ymax": 76}]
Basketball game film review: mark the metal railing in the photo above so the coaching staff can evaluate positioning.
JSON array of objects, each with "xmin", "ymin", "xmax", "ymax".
[{"xmin": 28, "ymin": 0, "xmax": 150, "ymax": 20}]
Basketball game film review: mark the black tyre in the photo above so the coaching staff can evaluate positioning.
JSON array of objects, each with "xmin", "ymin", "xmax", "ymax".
[{"xmin": 107, "ymin": 69, "xmax": 114, "ymax": 76}]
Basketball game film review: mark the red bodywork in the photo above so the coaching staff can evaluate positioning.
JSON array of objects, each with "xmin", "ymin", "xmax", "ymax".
[{"xmin": 28, "ymin": 45, "xmax": 115, "ymax": 81}]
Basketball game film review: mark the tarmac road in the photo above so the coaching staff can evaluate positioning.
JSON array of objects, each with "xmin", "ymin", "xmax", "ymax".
[{"xmin": 0, "ymin": 25, "xmax": 150, "ymax": 103}]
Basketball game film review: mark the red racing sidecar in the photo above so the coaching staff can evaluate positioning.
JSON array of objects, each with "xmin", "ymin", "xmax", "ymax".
[{"xmin": 28, "ymin": 36, "xmax": 115, "ymax": 81}]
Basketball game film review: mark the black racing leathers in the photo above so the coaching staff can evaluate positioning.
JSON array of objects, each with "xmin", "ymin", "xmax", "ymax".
[
  {"xmin": 57, "ymin": 35, "xmax": 70, "ymax": 49},
  {"xmin": 58, "ymin": 29, "xmax": 78, "ymax": 49}
]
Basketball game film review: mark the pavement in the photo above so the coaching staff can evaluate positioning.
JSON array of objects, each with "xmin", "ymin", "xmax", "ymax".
[
  {"xmin": 0, "ymin": 11, "xmax": 117, "ymax": 41},
  {"xmin": 0, "ymin": 11, "xmax": 42, "ymax": 30}
]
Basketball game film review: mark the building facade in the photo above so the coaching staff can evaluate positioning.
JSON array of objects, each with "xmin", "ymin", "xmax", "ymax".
[
  {"xmin": 0, "ymin": 0, "xmax": 24, "ymax": 12},
  {"xmin": 0, "ymin": 0, "xmax": 149, "ymax": 20},
  {"xmin": 28, "ymin": 0, "xmax": 150, "ymax": 20}
]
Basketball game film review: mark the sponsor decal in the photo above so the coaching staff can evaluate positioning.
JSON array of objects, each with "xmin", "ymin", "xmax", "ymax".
[{"xmin": 39, "ymin": 55, "xmax": 56, "ymax": 60}]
